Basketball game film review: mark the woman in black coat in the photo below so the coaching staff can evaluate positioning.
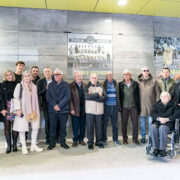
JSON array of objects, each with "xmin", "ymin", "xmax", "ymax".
[
  {"xmin": 150, "ymin": 91, "xmax": 180, "ymax": 157},
  {"xmin": 0, "ymin": 70, "xmax": 18, "ymax": 153}
]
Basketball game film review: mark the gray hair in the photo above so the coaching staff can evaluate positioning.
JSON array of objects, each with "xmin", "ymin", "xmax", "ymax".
[
  {"xmin": 53, "ymin": 68, "xmax": 63, "ymax": 75},
  {"xmin": 141, "ymin": 66, "xmax": 149, "ymax": 71},
  {"xmin": 123, "ymin": 69, "xmax": 131, "ymax": 75},
  {"xmin": 74, "ymin": 70, "xmax": 82, "ymax": 76},
  {"xmin": 160, "ymin": 91, "xmax": 171, "ymax": 100}
]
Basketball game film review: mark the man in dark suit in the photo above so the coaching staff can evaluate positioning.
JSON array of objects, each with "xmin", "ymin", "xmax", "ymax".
[
  {"xmin": 46, "ymin": 68, "xmax": 71, "ymax": 150},
  {"xmin": 37, "ymin": 67, "xmax": 52, "ymax": 145}
]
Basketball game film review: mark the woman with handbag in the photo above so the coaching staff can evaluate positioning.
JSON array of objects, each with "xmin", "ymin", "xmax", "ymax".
[
  {"xmin": 0, "ymin": 70, "xmax": 18, "ymax": 153},
  {"xmin": 13, "ymin": 71, "xmax": 43, "ymax": 155}
]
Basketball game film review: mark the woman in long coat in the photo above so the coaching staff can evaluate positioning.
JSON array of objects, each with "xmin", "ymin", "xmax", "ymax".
[{"xmin": 13, "ymin": 71, "xmax": 43, "ymax": 155}]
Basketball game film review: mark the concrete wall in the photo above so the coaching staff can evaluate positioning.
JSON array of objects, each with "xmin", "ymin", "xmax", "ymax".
[{"xmin": 0, "ymin": 7, "xmax": 180, "ymax": 81}]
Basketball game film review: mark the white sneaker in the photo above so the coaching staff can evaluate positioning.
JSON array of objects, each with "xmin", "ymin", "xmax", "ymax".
[
  {"xmin": 22, "ymin": 146, "xmax": 28, "ymax": 155},
  {"xmin": 30, "ymin": 145, "xmax": 43, "ymax": 152}
]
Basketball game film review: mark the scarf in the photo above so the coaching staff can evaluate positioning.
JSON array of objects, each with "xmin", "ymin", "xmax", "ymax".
[{"xmin": 21, "ymin": 81, "xmax": 40, "ymax": 122}]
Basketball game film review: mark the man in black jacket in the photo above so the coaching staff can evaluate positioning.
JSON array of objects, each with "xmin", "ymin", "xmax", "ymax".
[
  {"xmin": 150, "ymin": 92, "xmax": 180, "ymax": 157},
  {"xmin": 37, "ymin": 67, "xmax": 52, "ymax": 145},
  {"xmin": 119, "ymin": 69, "xmax": 140, "ymax": 145},
  {"xmin": 46, "ymin": 68, "xmax": 71, "ymax": 150}
]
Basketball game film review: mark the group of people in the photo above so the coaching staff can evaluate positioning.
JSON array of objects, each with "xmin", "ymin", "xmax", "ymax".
[{"xmin": 0, "ymin": 61, "xmax": 180, "ymax": 157}]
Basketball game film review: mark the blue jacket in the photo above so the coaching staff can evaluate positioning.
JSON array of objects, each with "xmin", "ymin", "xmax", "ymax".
[{"xmin": 46, "ymin": 80, "xmax": 71, "ymax": 113}]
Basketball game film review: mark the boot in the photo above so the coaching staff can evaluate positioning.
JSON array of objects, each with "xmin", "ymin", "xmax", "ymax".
[
  {"xmin": 19, "ymin": 132, "xmax": 28, "ymax": 155},
  {"xmin": 12, "ymin": 131, "xmax": 18, "ymax": 152},
  {"xmin": 5, "ymin": 135, "xmax": 11, "ymax": 154},
  {"xmin": 30, "ymin": 129, "xmax": 43, "ymax": 152}
]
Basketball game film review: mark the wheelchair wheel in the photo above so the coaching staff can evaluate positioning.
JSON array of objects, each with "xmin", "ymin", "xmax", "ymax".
[{"xmin": 167, "ymin": 150, "xmax": 176, "ymax": 159}]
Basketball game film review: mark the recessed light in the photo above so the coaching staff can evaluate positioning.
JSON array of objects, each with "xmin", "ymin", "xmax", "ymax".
[{"xmin": 118, "ymin": 0, "xmax": 127, "ymax": 6}]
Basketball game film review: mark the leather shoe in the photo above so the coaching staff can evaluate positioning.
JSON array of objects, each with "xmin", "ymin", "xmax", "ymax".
[
  {"xmin": 123, "ymin": 139, "xmax": 128, "ymax": 144},
  {"xmin": 95, "ymin": 143, "xmax": 104, "ymax": 148},
  {"xmin": 159, "ymin": 150, "xmax": 167, "ymax": 157},
  {"xmin": 133, "ymin": 139, "xmax": 140, "ymax": 145},
  {"xmin": 152, "ymin": 149, "xmax": 159, "ymax": 156},
  {"xmin": 79, "ymin": 141, "xmax": 86, "ymax": 146},
  {"xmin": 47, "ymin": 144, "xmax": 55, "ymax": 150},
  {"xmin": 88, "ymin": 144, "xmax": 94, "ymax": 150},
  {"xmin": 72, "ymin": 142, "xmax": 78, "ymax": 147},
  {"xmin": 61, "ymin": 143, "xmax": 69, "ymax": 149}
]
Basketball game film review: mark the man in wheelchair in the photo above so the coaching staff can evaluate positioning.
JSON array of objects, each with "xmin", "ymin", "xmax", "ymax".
[{"xmin": 150, "ymin": 92, "xmax": 180, "ymax": 157}]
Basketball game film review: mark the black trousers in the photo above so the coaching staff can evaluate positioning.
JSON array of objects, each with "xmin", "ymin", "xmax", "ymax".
[
  {"xmin": 86, "ymin": 113, "xmax": 102, "ymax": 145},
  {"xmin": 49, "ymin": 112, "xmax": 68, "ymax": 145}
]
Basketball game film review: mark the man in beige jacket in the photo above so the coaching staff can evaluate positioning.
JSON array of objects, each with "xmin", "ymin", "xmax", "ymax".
[{"xmin": 85, "ymin": 74, "xmax": 107, "ymax": 150}]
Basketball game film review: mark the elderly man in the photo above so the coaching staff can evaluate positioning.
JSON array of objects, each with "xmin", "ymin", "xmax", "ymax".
[
  {"xmin": 119, "ymin": 69, "xmax": 140, "ymax": 145},
  {"xmin": 70, "ymin": 71, "xmax": 86, "ymax": 147},
  {"xmin": 158, "ymin": 67, "xmax": 174, "ymax": 93},
  {"xmin": 102, "ymin": 71, "xmax": 121, "ymax": 146},
  {"xmin": 85, "ymin": 73, "xmax": 107, "ymax": 150},
  {"xmin": 37, "ymin": 67, "xmax": 53, "ymax": 145},
  {"xmin": 31, "ymin": 66, "xmax": 41, "ymax": 85},
  {"xmin": 138, "ymin": 66, "xmax": 160, "ymax": 144},
  {"xmin": 150, "ymin": 92, "xmax": 180, "ymax": 157},
  {"xmin": 46, "ymin": 68, "xmax": 71, "ymax": 150}
]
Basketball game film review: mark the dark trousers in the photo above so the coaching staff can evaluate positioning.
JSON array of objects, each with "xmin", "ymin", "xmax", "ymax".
[
  {"xmin": 102, "ymin": 105, "xmax": 118, "ymax": 142},
  {"xmin": 86, "ymin": 113, "xmax": 102, "ymax": 145},
  {"xmin": 49, "ymin": 112, "xmax": 68, "ymax": 145},
  {"xmin": 121, "ymin": 107, "xmax": 138, "ymax": 141},
  {"xmin": 72, "ymin": 109, "xmax": 86, "ymax": 142},
  {"xmin": 43, "ymin": 107, "xmax": 50, "ymax": 143},
  {"xmin": 151, "ymin": 124, "xmax": 170, "ymax": 151}
]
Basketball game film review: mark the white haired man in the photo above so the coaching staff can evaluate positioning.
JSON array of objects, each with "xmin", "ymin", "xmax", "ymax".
[{"xmin": 46, "ymin": 68, "xmax": 71, "ymax": 150}]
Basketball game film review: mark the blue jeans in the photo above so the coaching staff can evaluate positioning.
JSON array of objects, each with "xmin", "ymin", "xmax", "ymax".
[
  {"xmin": 102, "ymin": 105, "xmax": 119, "ymax": 142},
  {"xmin": 140, "ymin": 116, "xmax": 152, "ymax": 139}
]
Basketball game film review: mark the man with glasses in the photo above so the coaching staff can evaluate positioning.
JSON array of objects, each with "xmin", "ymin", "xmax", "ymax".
[
  {"xmin": 119, "ymin": 69, "xmax": 140, "ymax": 145},
  {"xmin": 46, "ymin": 68, "xmax": 71, "ymax": 150},
  {"xmin": 102, "ymin": 71, "xmax": 121, "ymax": 146},
  {"xmin": 138, "ymin": 66, "xmax": 160, "ymax": 144}
]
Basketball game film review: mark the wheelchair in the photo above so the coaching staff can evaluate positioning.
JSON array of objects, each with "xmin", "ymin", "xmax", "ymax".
[{"xmin": 146, "ymin": 119, "xmax": 180, "ymax": 159}]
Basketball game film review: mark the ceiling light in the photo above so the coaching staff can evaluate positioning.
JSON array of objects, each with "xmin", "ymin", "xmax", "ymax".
[{"xmin": 118, "ymin": 0, "xmax": 127, "ymax": 6}]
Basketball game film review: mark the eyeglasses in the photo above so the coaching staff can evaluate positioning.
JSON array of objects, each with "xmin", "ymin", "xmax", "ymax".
[
  {"xmin": 54, "ymin": 74, "xmax": 61, "ymax": 76},
  {"xmin": 143, "ymin": 70, "xmax": 149, "ymax": 72}
]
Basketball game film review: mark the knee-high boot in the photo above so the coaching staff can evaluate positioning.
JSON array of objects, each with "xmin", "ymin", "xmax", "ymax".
[{"xmin": 19, "ymin": 132, "xmax": 28, "ymax": 155}]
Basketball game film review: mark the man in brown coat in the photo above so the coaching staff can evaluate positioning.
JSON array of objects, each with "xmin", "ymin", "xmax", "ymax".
[
  {"xmin": 70, "ymin": 71, "xmax": 86, "ymax": 147},
  {"xmin": 138, "ymin": 66, "xmax": 160, "ymax": 144}
]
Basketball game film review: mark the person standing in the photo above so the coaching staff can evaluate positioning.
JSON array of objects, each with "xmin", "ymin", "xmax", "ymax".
[
  {"xmin": 119, "ymin": 69, "xmax": 140, "ymax": 145},
  {"xmin": 85, "ymin": 73, "xmax": 106, "ymax": 150},
  {"xmin": 46, "ymin": 68, "xmax": 71, "ymax": 150},
  {"xmin": 31, "ymin": 66, "xmax": 41, "ymax": 85},
  {"xmin": 158, "ymin": 67, "xmax": 174, "ymax": 93},
  {"xmin": 13, "ymin": 71, "xmax": 43, "ymax": 155},
  {"xmin": 102, "ymin": 71, "xmax": 121, "ymax": 146},
  {"xmin": 14, "ymin": 61, "xmax": 25, "ymax": 84},
  {"xmin": 138, "ymin": 66, "xmax": 160, "ymax": 144},
  {"xmin": 0, "ymin": 70, "xmax": 18, "ymax": 153},
  {"xmin": 70, "ymin": 71, "xmax": 86, "ymax": 147},
  {"xmin": 37, "ymin": 67, "xmax": 52, "ymax": 145}
]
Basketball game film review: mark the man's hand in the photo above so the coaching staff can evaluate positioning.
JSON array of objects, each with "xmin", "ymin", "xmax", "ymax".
[
  {"xmin": 159, "ymin": 117, "xmax": 169, "ymax": 124},
  {"xmin": 71, "ymin": 110, "xmax": 75, "ymax": 115},
  {"xmin": 54, "ymin": 105, "xmax": 61, "ymax": 111},
  {"xmin": 99, "ymin": 92, "xmax": 102, "ymax": 97},
  {"xmin": 1, "ymin": 110, "xmax": 7, "ymax": 117}
]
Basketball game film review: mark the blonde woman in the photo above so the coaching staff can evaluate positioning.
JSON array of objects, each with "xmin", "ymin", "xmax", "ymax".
[
  {"xmin": 13, "ymin": 71, "xmax": 43, "ymax": 155},
  {"xmin": 0, "ymin": 70, "xmax": 17, "ymax": 153}
]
